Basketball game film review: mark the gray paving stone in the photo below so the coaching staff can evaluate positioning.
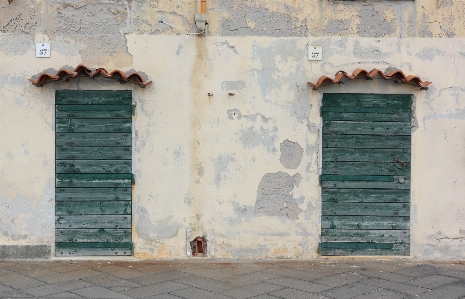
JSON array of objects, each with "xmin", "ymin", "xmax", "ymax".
[
  {"xmin": 14, "ymin": 267, "xmax": 59, "ymax": 278},
  {"xmin": 122, "ymin": 281, "xmax": 188, "ymax": 298},
  {"xmin": 407, "ymin": 274, "xmax": 460, "ymax": 288},
  {"xmin": 230, "ymin": 271, "xmax": 282, "ymax": 286},
  {"xmin": 180, "ymin": 268, "xmax": 239, "ymax": 282},
  {"xmin": 0, "ymin": 283, "xmax": 34, "ymax": 298},
  {"xmin": 81, "ymin": 273, "xmax": 142, "ymax": 288},
  {"xmin": 149, "ymin": 294, "xmax": 184, "ymax": 299},
  {"xmin": 221, "ymin": 282, "xmax": 285, "ymax": 299},
  {"xmin": 419, "ymin": 284, "xmax": 465, "ymax": 299},
  {"xmin": 268, "ymin": 277, "xmax": 332, "ymax": 292},
  {"xmin": 393, "ymin": 265, "xmax": 440, "ymax": 278},
  {"xmin": 353, "ymin": 270, "xmax": 414, "ymax": 284},
  {"xmin": 270, "ymin": 288, "xmax": 332, "ymax": 299},
  {"xmin": 263, "ymin": 267, "xmax": 325, "ymax": 281},
  {"xmin": 95, "ymin": 264, "xmax": 146, "ymax": 279},
  {"xmin": 353, "ymin": 289, "xmax": 414, "ymax": 299},
  {"xmin": 322, "ymin": 282, "xmax": 379, "ymax": 299},
  {"xmin": 361, "ymin": 277, "xmax": 429, "ymax": 295},
  {"xmin": 36, "ymin": 269, "xmax": 101, "ymax": 284},
  {"xmin": 170, "ymin": 287, "xmax": 233, "ymax": 299},
  {"xmin": 72, "ymin": 286, "xmax": 134, "ymax": 299},
  {"xmin": 129, "ymin": 271, "xmax": 190, "ymax": 285},
  {"xmin": 313, "ymin": 272, "xmax": 367, "ymax": 287},
  {"xmin": 47, "ymin": 292, "xmax": 85, "ymax": 298},
  {"xmin": 0, "ymin": 272, "xmax": 46, "ymax": 289},
  {"xmin": 22, "ymin": 280, "xmax": 92, "ymax": 297},
  {"xmin": 175, "ymin": 275, "xmax": 236, "ymax": 292}
]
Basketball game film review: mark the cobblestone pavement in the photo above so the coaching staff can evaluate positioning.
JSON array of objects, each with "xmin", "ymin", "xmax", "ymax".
[{"xmin": 1, "ymin": 259, "xmax": 465, "ymax": 299}]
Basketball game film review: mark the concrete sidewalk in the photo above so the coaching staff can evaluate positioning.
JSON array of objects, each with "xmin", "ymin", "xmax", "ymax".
[{"xmin": 1, "ymin": 259, "xmax": 465, "ymax": 299}]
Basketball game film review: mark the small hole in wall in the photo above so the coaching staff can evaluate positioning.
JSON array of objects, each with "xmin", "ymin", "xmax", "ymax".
[{"xmin": 191, "ymin": 236, "xmax": 207, "ymax": 257}]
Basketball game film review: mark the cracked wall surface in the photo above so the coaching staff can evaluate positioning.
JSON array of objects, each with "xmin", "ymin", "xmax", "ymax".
[{"xmin": 1, "ymin": 0, "xmax": 465, "ymax": 259}]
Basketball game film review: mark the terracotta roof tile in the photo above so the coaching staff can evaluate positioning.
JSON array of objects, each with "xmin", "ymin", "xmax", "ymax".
[
  {"xmin": 308, "ymin": 68, "xmax": 431, "ymax": 90},
  {"xmin": 29, "ymin": 64, "xmax": 152, "ymax": 88}
]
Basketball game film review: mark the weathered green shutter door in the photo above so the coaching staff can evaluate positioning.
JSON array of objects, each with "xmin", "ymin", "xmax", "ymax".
[
  {"xmin": 320, "ymin": 94, "xmax": 411, "ymax": 256},
  {"xmin": 55, "ymin": 90, "xmax": 133, "ymax": 256}
]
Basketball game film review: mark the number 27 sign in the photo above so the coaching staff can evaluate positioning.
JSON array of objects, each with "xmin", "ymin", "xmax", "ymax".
[
  {"xmin": 36, "ymin": 43, "xmax": 51, "ymax": 58},
  {"xmin": 308, "ymin": 45, "xmax": 322, "ymax": 61}
]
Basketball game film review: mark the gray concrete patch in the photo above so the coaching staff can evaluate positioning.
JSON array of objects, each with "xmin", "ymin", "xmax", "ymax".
[
  {"xmin": 357, "ymin": 3, "xmax": 397, "ymax": 37},
  {"xmin": 136, "ymin": 207, "xmax": 182, "ymax": 240},
  {"xmin": 353, "ymin": 40, "xmax": 392, "ymax": 60},
  {"xmin": 255, "ymin": 172, "xmax": 303, "ymax": 218},
  {"xmin": 238, "ymin": 126, "xmax": 278, "ymax": 153},
  {"xmin": 221, "ymin": 80, "xmax": 246, "ymax": 91},
  {"xmin": 0, "ymin": 245, "xmax": 51, "ymax": 259},
  {"xmin": 213, "ymin": 154, "xmax": 236, "ymax": 187},
  {"xmin": 279, "ymin": 140, "xmax": 304, "ymax": 169}
]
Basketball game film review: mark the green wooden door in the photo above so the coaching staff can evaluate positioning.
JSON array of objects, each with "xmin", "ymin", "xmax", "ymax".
[
  {"xmin": 320, "ymin": 94, "xmax": 411, "ymax": 256},
  {"xmin": 55, "ymin": 90, "xmax": 133, "ymax": 256}
]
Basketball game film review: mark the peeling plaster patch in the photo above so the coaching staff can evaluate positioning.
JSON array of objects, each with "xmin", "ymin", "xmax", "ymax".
[
  {"xmin": 280, "ymin": 140, "xmax": 304, "ymax": 169},
  {"xmin": 305, "ymin": 202, "xmax": 314, "ymax": 220},
  {"xmin": 136, "ymin": 207, "xmax": 181, "ymax": 240},
  {"xmin": 221, "ymin": 80, "xmax": 246, "ymax": 91},
  {"xmin": 255, "ymin": 172, "xmax": 303, "ymax": 218},
  {"xmin": 1, "ymin": 0, "xmax": 39, "ymax": 34},
  {"xmin": 216, "ymin": 40, "xmax": 240, "ymax": 55},
  {"xmin": 196, "ymin": 163, "xmax": 204, "ymax": 177},
  {"xmin": 325, "ymin": 19, "xmax": 352, "ymax": 36},
  {"xmin": 216, "ymin": 1, "xmax": 307, "ymax": 37},
  {"xmin": 357, "ymin": 3, "xmax": 397, "ymax": 37},
  {"xmin": 227, "ymin": 109, "xmax": 243, "ymax": 120},
  {"xmin": 238, "ymin": 126, "xmax": 278, "ymax": 154},
  {"xmin": 213, "ymin": 154, "xmax": 236, "ymax": 188},
  {"xmin": 416, "ymin": 47, "xmax": 445, "ymax": 62},
  {"xmin": 353, "ymin": 41, "xmax": 392, "ymax": 59},
  {"xmin": 418, "ymin": 13, "xmax": 434, "ymax": 38},
  {"xmin": 0, "ymin": 34, "xmax": 32, "ymax": 56},
  {"xmin": 226, "ymin": 202, "xmax": 255, "ymax": 227},
  {"xmin": 228, "ymin": 244, "xmax": 269, "ymax": 258},
  {"xmin": 176, "ymin": 43, "xmax": 183, "ymax": 56}
]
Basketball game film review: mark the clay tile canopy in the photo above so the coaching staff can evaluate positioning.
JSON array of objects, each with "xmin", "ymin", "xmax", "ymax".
[
  {"xmin": 308, "ymin": 68, "xmax": 432, "ymax": 90},
  {"xmin": 29, "ymin": 65, "xmax": 152, "ymax": 88}
]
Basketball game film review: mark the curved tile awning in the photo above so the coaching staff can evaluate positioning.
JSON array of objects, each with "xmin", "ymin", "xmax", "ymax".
[
  {"xmin": 29, "ymin": 64, "xmax": 152, "ymax": 88},
  {"xmin": 308, "ymin": 68, "xmax": 431, "ymax": 90}
]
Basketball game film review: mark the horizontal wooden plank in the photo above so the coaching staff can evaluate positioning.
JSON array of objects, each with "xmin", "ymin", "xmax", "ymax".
[
  {"xmin": 320, "ymin": 175, "xmax": 408, "ymax": 181},
  {"xmin": 56, "ymin": 119, "xmax": 131, "ymax": 133},
  {"xmin": 56, "ymin": 133, "xmax": 131, "ymax": 147},
  {"xmin": 322, "ymin": 202, "xmax": 410, "ymax": 216},
  {"xmin": 322, "ymin": 189, "xmax": 409, "ymax": 203},
  {"xmin": 322, "ymin": 162, "xmax": 410, "ymax": 176},
  {"xmin": 322, "ymin": 148, "xmax": 410, "ymax": 162},
  {"xmin": 320, "ymin": 242, "xmax": 409, "ymax": 256},
  {"xmin": 56, "ymin": 174, "xmax": 132, "ymax": 188},
  {"xmin": 321, "ymin": 216, "xmax": 410, "ymax": 230},
  {"xmin": 56, "ymin": 229, "xmax": 131, "ymax": 243},
  {"xmin": 321, "ymin": 179, "xmax": 410, "ymax": 189},
  {"xmin": 322, "ymin": 111, "xmax": 410, "ymax": 122},
  {"xmin": 321, "ymin": 229, "xmax": 409, "ymax": 243},
  {"xmin": 55, "ymin": 247, "xmax": 132, "ymax": 256},
  {"xmin": 56, "ymin": 146, "xmax": 131, "ymax": 160},
  {"xmin": 56, "ymin": 160, "xmax": 131, "ymax": 174},
  {"xmin": 56, "ymin": 241, "xmax": 133, "ymax": 248},
  {"xmin": 56, "ymin": 90, "xmax": 132, "ymax": 105},
  {"xmin": 55, "ymin": 215, "xmax": 131, "ymax": 229},
  {"xmin": 322, "ymin": 94, "xmax": 411, "ymax": 108},
  {"xmin": 56, "ymin": 201, "xmax": 131, "ymax": 216},
  {"xmin": 56, "ymin": 105, "xmax": 132, "ymax": 119},
  {"xmin": 323, "ymin": 121, "xmax": 411, "ymax": 136},
  {"xmin": 323, "ymin": 135, "xmax": 410, "ymax": 149},
  {"xmin": 56, "ymin": 187, "xmax": 131, "ymax": 201}
]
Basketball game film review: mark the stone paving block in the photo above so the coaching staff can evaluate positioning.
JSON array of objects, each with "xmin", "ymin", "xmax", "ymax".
[
  {"xmin": 14, "ymin": 267, "xmax": 59, "ymax": 278},
  {"xmin": 263, "ymin": 267, "xmax": 324, "ymax": 281},
  {"xmin": 122, "ymin": 281, "xmax": 188, "ymax": 298},
  {"xmin": 22, "ymin": 280, "xmax": 92, "ymax": 297},
  {"xmin": 361, "ymin": 277, "xmax": 428, "ymax": 295},
  {"xmin": 81, "ymin": 273, "xmax": 142, "ymax": 288},
  {"xmin": 270, "ymin": 288, "xmax": 333, "ymax": 299},
  {"xmin": 393, "ymin": 265, "xmax": 440, "ymax": 278},
  {"xmin": 407, "ymin": 274, "xmax": 460, "ymax": 288},
  {"xmin": 175, "ymin": 275, "xmax": 236, "ymax": 292},
  {"xmin": 36, "ymin": 269, "xmax": 101, "ymax": 284},
  {"xmin": 246, "ymin": 295, "xmax": 280, "ymax": 299},
  {"xmin": 0, "ymin": 269, "xmax": 16, "ymax": 277},
  {"xmin": 353, "ymin": 289, "xmax": 415, "ymax": 299},
  {"xmin": 437, "ymin": 269, "xmax": 465, "ymax": 279},
  {"xmin": 0, "ymin": 283, "xmax": 34, "ymax": 298},
  {"xmin": 268, "ymin": 277, "xmax": 332, "ymax": 292},
  {"xmin": 129, "ymin": 271, "xmax": 190, "ymax": 285},
  {"xmin": 50, "ymin": 263, "xmax": 93, "ymax": 273},
  {"xmin": 229, "ymin": 271, "xmax": 282, "ymax": 286},
  {"xmin": 321, "ymin": 282, "xmax": 379, "ymax": 299},
  {"xmin": 95, "ymin": 264, "xmax": 146, "ymax": 279},
  {"xmin": 150, "ymin": 294, "xmax": 184, "ymax": 299},
  {"xmin": 170, "ymin": 287, "xmax": 234, "ymax": 299},
  {"xmin": 313, "ymin": 272, "xmax": 367, "ymax": 287},
  {"xmin": 180, "ymin": 268, "xmax": 239, "ymax": 282},
  {"xmin": 221, "ymin": 282, "xmax": 285, "ymax": 299},
  {"xmin": 72, "ymin": 285, "xmax": 134, "ymax": 299},
  {"xmin": 47, "ymin": 291, "xmax": 85, "ymax": 298},
  {"xmin": 0, "ymin": 272, "xmax": 46, "ymax": 289},
  {"xmin": 419, "ymin": 284, "xmax": 465, "ymax": 299},
  {"xmin": 353, "ymin": 270, "xmax": 414, "ymax": 284}
]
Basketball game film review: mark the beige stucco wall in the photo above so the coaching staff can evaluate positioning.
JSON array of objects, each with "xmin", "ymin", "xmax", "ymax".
[{"xmin": 1, "ymin": 0, "xmax": 465, "ymax": 259}]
